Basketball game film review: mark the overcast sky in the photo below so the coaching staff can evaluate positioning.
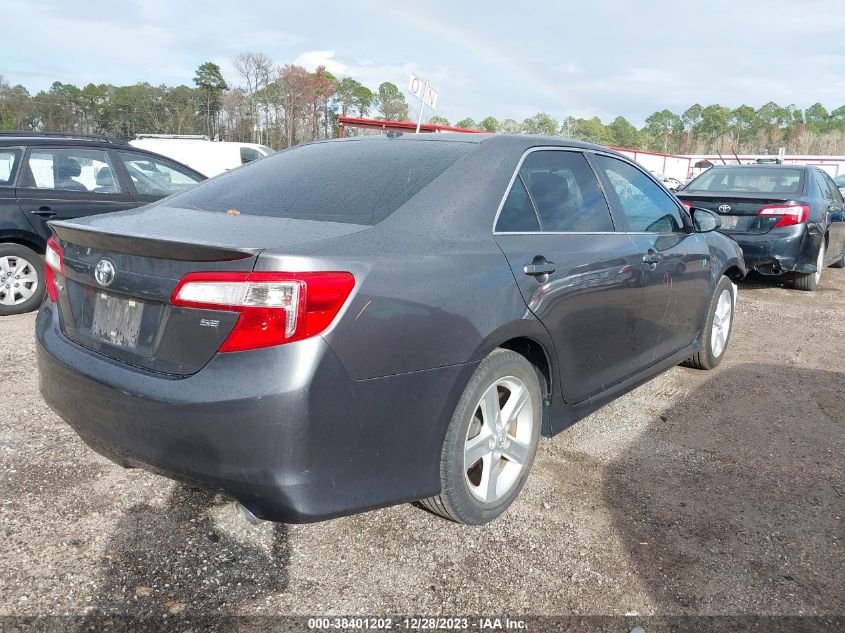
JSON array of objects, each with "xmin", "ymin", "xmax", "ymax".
[{"xmin": 3, "ymin": 0, "xmax": 844, "ymax": 126}]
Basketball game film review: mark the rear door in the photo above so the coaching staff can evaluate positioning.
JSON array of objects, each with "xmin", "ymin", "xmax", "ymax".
[
  {"xmin": 494, "ymin": 148, "xmax": 649, "ymax": 404},
  {"xmin": 591, "ymin": 153, "xmax": 712, "ymax": 361},
  {"xmin": 114, "ymin": 150, "xmax": 205, "ymax": 206},
  {"xmin": 16, "ymin": 146, "xmax": 136, "ymax": 240}
]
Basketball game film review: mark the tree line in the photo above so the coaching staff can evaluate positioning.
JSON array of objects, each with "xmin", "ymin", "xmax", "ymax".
[{"xmin": 2, "ymin": 52, "xmax": 844, "ymax": 155}]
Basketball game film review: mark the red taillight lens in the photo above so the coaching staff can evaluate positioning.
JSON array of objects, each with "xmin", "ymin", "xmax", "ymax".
[
  {"xmin": 170, "ymin": 271, "xmax": 355, "ymax": 352},
  {"xmin": 758, "ymin": 204, "xmax": 809, "ymax": 227},
  {"xmin": 681, "ymin": 200, "xmax": 692, "ymax": 210},
  {"xmin": 44, "ymin": 237, "xmax": 63, "ymax": 302}
]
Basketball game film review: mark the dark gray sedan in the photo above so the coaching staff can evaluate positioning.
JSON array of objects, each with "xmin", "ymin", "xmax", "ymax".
[{"xmin": 36, "ymin": 134, "xmax": 745, "ymax": 525}]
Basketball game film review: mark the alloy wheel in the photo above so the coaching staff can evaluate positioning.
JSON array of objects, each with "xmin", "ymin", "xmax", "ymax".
[
  {"xmin": 0, "ymin": 255, "xmax": 39, "ymax": 306},
  {"xmin": 710, "ymin": 288, "xmax": 732, "ymax": 358},
  {"xmin": 463, "ymin": 376, "xmax": 534, "ymax": 503}
]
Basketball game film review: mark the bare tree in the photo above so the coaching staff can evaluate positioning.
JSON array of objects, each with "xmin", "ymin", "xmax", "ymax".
[{"xmin": 233, "ymin": 51, "xmax": 272, "ymax": 143}]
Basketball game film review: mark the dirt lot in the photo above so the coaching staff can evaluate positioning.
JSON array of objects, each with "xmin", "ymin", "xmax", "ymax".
[{"xmin": 0, "ymin": 270, "xmax": 843, "ymax": 629}]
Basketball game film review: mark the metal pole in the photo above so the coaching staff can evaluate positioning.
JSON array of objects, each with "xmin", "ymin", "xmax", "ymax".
[{"xmin": 415, "ymin": 81, "xmax": 428, "ymax": 134}]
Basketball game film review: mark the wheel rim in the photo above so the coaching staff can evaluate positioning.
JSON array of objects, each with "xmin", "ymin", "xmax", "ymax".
[
  {"xmin": 0, "ymin": 255, "xmax": 39, "ymax": 306},
  {"xmin": 710, "ymin": 288, "xmax": 732, "ymax": 358},
  {"xmin": 463, "ymin": 376, "xmax": 534, "ymax": 503},
  {"xmin": 814, "ymin": 243, "xmax": 825, "ymax": 284}
]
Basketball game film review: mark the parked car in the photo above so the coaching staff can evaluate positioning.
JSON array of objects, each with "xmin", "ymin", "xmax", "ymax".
[
  {"xmin": 0, "ymin": 133, "xmax": 206, "ymax": 314},
  {"xmin": 37, "ymin": 134, "xmax": 745, "ymax": 525},
  {"xmin": 677, "ymin": 164, "xmax": 845, "ymax": 291},
  {"xmin": 130, "ymin": 135, "xmax": 274, "ymax": 177}
]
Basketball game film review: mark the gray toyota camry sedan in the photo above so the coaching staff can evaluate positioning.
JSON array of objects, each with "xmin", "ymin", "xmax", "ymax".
[{"xmin": 36, "ymin": 134, "xmax": 745, "ymax": 525}]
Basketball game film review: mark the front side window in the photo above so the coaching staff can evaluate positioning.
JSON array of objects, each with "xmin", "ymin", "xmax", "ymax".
[
  {"xmin": 495, "ymin": 150, "xmax": 614, "ymax": 233},
  {"xmin": 20, "ymin": 148, "xmax": 120, "ymax": 193},
  {"xmin": 0, "ymin": 149, "xmax": 21, "ymax": 186},
  {"xmin": 594, "ymin": 155, "xmax": 684, "ymax": 233},
  {"xmin": 240, "ymin": 147, "xmax": 264, "ymax": 164},
  {"xmin": 118, "ymin": 151, "xmax": 202, "ymax": 196}
]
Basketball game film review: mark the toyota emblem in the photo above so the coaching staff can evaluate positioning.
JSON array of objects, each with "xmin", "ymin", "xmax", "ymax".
[
  {"xmin": 94, "ymin": 259, "xmax": 116, "ymax": 287},
  {"xmin": 718, "ymin": 204, "xmax": 731, "ymax": 213}
]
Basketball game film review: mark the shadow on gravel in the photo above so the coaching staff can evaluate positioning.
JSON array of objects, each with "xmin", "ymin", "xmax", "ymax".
[
  {"xmin": 75, "ymin": 483, "xmax": 290, "ymax": 630},
  {"xmin": 602, "ymin": 363, "xmax": 844, "ymax": 618}
]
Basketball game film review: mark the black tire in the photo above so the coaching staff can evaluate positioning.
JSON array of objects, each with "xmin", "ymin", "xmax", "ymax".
[
  {"xmin": 830, "ymin": 247, "xmax": 845, "ymax": 269},
  {"xmin": 682, "ymin": 275, "xmax": 735, "ymax": 370},
  {"xmin": 0, "ymin": 243, "xmax": 46, "ymax": 316},
  {"xmin": 420, "ymin": 349, "xmax": 542, "ymax": 524},
  {"xmin": 790, "ymin": 241, "xmax": 825, "ymax": 291}
]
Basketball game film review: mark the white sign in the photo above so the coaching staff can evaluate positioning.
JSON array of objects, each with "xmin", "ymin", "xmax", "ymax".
[{"xmin": 407, "ymin": 73, "xmax": 438, "ymax": 109}]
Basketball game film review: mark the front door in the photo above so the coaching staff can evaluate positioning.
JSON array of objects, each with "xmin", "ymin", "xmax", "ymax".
[
  {"xmin": 16, "ymin": 146, "xmax": 137, "ymax": 240},
  {"xmin": 590, "ymin": 154, "xmax": 712, "ymax": 361},
  {"xmin": 494, "ymin": 148, "xmax": 650, "ymax": 404}
]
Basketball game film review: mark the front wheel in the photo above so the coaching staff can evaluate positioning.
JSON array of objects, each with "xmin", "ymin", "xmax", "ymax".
[
  {"xmin": 0, "ymin": 243, "xmax": 46, "ymax": 316},
  {"xmin": 791, "ymin": 242, "xmax": 825, "ymax": 291},
  {"xmin": 420, "ymin": 349, "xmax": 542, "ymax": 524},
  {"xmin": 682, "ymin": 275, "xmax": 735, "ymax": 370}
]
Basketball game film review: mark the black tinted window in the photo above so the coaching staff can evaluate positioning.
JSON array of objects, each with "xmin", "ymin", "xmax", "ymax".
[
  {"xmin": 595, "ymin": 155, "xmax": 684, "ymax": 233},
  {"xmin": 168, "ymin": 139, "xmax": 473, "ymax": 225},
  {"xmin": 688, "ymin": 167, "xmax": 804, "ymax": 194},
  {"xmin": 495, "ymin": 177, "xmax": 540, "ymax": 232},
  {"xmin": 0, "ymin": 149, "xmax": 21, "ymax": 186},
  {"xmin": 519, "ymin": 151, "xmax": 613, "ymax": 232}
]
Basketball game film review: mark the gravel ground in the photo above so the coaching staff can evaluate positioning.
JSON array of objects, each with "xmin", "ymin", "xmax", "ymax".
[{"xmin": 0, "ymin": 270, "xmax": 843, "ymax": 627}]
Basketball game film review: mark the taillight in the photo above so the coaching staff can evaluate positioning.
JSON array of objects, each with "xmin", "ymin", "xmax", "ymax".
[
  {"xmin": 758, "ymin": 204, "xmax": 809, "ymax": 227},
  {"xmin": 44, "ymin": 237, "xmax": 63, "ymax": 302},
  {"xmin": 170, "ymin": 271, "xmax": 355, "ymax": 352},
  {"xmin": 680, "ymin": 200, "xmax": 692, "ymax": 210}
]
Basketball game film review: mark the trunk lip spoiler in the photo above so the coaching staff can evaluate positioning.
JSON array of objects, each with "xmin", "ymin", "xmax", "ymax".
[{"xmin": 49, "ymin": 221, "xmax": 258, "ymax": 262}]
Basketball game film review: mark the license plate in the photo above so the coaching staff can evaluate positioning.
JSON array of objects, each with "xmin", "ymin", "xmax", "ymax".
[
  {"xmin": 720, "ymin": 215, "xmax": 738, "ymax": 229},
  {"xmin": 90, "ymin": 292, "xmax": 144, "ymax": 349}
]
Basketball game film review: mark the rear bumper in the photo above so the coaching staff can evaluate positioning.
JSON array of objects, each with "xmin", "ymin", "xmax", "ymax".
[
  {"xmin": 36, "ymin": 301, "xmax": 474, "ymax": 522},
  {"xmin": 728, "ymin": 226, "xmax": 820, "ymax": 275}
]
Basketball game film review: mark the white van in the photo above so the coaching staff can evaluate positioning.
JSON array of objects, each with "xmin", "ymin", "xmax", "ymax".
[{"xmin": 129, "ymin": 135, "xmax": 273, "ymax": 177}]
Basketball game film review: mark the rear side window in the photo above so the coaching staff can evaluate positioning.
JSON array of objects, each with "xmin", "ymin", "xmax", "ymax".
[
  {"xmin": 496, "ymin": 177, "xmax": 540, "ymax": 232},
  {"xmin": 594, "ymin": 155, "xmax": 684, "ymax": 233},
  {"xmin": 20, "ymin": 148, "xmax": 120, "ymax": 193},
  {"xmin": 495, "ymin": 150, "xmax": 614, "ymax": 232},
  {"xmin": 0, "ymin": 149, "xmax": 21, "ymax": 186},
  {"xmin": 168, "ymin": 140, "xmax": 474, "ymax": 225}
]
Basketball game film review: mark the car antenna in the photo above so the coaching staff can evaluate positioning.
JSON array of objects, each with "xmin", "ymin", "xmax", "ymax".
[{"xmin": 716, "ymin": 151, "xmax": 728, "ymax": 165}]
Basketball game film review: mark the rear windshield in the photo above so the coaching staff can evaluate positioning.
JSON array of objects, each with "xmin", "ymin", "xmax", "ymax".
[
  {"xmin": 165, "ymin": 139, "xmax": 474, "ymax": 225},
  {"xmin": 687, "ymin": 167, "xmax": 804, "ymax": 195}
]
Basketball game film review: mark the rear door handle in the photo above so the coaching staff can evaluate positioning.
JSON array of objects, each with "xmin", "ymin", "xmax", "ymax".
[
  {"xmin": 30, "ymin": 206, "xmax": 56, "ymax": 217},
  {"xmin": 523, "ymin": 262, "xmax": 556, "ymax": 276}
]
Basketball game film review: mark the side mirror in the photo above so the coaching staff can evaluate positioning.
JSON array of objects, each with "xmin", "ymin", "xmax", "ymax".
[{"xmin": 691, "ymin": 207, "xmax": 721, "ymax": 233}]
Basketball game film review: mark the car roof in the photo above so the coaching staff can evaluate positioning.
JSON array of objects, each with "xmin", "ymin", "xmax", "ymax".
[
  {"xmin": 0, "ymin": 132, "xmax": 131, "ymax": 148},
  {"xmin": 316, "ymin": 132, "xmax": 627, "ymax": 158}
]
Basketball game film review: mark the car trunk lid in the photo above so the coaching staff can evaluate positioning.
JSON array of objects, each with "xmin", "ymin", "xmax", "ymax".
[{"xmin": 48, "ymin": 207, "xmax": 368, "ymax": 375}]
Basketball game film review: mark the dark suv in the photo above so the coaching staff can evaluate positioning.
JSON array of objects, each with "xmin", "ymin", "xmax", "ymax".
[{"xmin": 0, "ymin": 133, "xmax": 206, "ymax": 314}]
